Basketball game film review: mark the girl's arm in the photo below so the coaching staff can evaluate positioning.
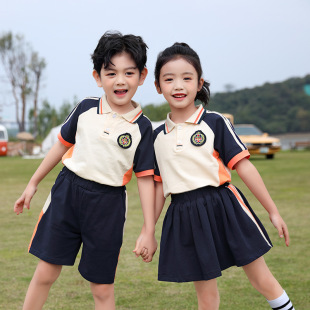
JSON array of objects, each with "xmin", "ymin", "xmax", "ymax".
[
  {"xmin": 14, "ymin": 140, "xmax": 70, "ymax": 215},
  {"xmin": 133, "ymin": 175, "xmax": 157, "ymax": 262},
  {"xmin": 234, "ymin": 158, "xmax": 289, "ymax": 246},
  {"xmin": 155, "ymin": 181, "xmax": 166, "ymax": 223}
]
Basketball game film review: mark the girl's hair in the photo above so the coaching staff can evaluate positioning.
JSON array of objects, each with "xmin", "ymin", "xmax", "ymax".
[
  {"xmin": 154, "ymin": 43, "xmax": 210, "ymax": 106},
  {"xmin": 91, "ymin": 31, "xmax": 148, "ymax": 75}
]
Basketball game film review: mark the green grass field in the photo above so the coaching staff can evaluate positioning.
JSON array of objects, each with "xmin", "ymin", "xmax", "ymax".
[{"xmin": 0, "ymin": 152, "xmax": 309, "ymax": 309}]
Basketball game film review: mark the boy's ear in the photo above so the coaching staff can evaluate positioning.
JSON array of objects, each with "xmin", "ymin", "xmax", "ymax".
[
  {"xmin": 138, "ymin": 68, "xmax": 148, "ymax": 86},
  {"xmin": 198, "ymin": 78, "xmax": 204, "ymax": 92},
  {"xmin": 93, "ymin": 70, "xmax": 102, "ymax": 87},
  {"xmin": 154, "ymin": 81, "xmax": 162, "ymax": 94}
]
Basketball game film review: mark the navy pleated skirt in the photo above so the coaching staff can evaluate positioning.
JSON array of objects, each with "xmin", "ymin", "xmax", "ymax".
[{"xmin": 158, "ymin": 183, "xmax": 272, "ymax": 283}]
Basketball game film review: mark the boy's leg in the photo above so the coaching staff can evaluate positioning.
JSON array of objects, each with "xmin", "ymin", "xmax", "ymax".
[
  {"xmin": 90, "ymin": 282, "xmax": 115, "ymax": 310},
  {"xmin": 243, "ymin": 257, "xmax": 294, "ymax": 309},
  {"xmin": 194, "ymin": 279, "xmax": 220, "ymax": 310},
  {"xmin": 23, "ymin": 260, "xmax": 62, "ymax": 310}
]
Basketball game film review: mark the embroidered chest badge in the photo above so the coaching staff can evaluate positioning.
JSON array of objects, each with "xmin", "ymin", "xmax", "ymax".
[
  {"xmin": 191, "ymin": 130, "xmax": 206, "ymax": 146},
  {"xmin": 117, "ymin": 133, "xmax": 132, "ymax": 149}
]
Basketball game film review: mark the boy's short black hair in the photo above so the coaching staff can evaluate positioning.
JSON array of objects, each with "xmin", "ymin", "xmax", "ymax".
[{"xmin": 91, "ymin": 31, "xmax": 148, "ymax": 75}]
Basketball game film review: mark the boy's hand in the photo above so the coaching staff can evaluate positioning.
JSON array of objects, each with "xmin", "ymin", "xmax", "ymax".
[
  {"xmin": 269, "ymin": 212, "xmax": 290, "ymax": 247},
  {"xmin": 133, "ymin": 229, "xmax": 157, "ymax": 263},
  {"xmin": 14, "ymin": 183, "xmax": 37, "ymax": 215}
]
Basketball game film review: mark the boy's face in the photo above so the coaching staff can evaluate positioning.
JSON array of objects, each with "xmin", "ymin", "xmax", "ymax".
[{"xmin": 93, "ymin": 52, "xmax": 147, "ymax": 113}]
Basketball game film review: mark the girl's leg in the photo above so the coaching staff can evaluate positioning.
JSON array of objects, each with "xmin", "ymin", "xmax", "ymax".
[
  {"xmin": 90, "ymin": 282, "xmax": 115, "ymax": 310},
  {"xmin": 194, "ymin": 279, "xmax": 220, "ymax": 310},
  {"xmin": 243, "ymin": 257, "xmax": 294, "ymax": 309},
  {"xmin": 23, "ymin": 260, "xmax": 62, "ymax": 310},
  {"xmin": 242, "ymin": 256, "xmax": 283, "ymax": 300}
]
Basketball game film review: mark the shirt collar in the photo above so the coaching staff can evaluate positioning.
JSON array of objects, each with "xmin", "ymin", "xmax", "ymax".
[
  {"xmin": 98, "ymin": 95, "xmax": 143, "ymax": 124},
  {"xmin": 164, "ymin": 105, "xmax": 205, "ymax": 134}
]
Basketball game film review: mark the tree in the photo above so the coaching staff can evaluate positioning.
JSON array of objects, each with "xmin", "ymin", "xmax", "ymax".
[
  {"xmin": 0, "ymin": 32, "xmax": 46, "ymax": 133},
  {"xmin": 29, "ymin": 52, "xmax": 46, "ymax": 137}
]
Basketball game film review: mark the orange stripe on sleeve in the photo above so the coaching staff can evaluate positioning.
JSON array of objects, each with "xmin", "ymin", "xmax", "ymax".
[
  {"xmin": 58, "ymin": 133, "xmax": 74, "ymax": 148},
  {"xmin": 28, "ymin": 210, "xmax": 44, "ymax": 252},
  {"xmin": 227, "ymin": 150, "xmax": 250, "ymax": 170},
  {"xmin": 135, "ymin": 169, "xmax": 154, "ymax": 178}
]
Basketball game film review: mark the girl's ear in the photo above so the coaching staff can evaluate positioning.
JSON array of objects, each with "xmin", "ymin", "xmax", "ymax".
[
  {"xmin": 154, "ymin": 81, "xmax": 162, "ymax": 94},
  {"xmin": 93, "ymin": 70, "xmax": 102, "ymax": 87},
  {"xmin": 138, "ymin": 68, "xmax": 148, "ymax": 86},
  {"xmin": 198, "ymin": 78, "xmax": 204, "ymax": 92}
]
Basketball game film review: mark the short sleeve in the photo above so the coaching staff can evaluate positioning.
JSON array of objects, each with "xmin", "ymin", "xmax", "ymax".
[
  {"xmin": 58, "ymin": 102, "xmax": 82, "ymax": 147},
  {"xmin": 133, "ymin": 119, "xmax": 154, "ymax": 177},
  {"xmin": 213, "ymin": 115, "xmax": 250, "ymax": 169},
  {"xmin": 154, "ymin": 150, "xmax": 162, "ymax": 182}
]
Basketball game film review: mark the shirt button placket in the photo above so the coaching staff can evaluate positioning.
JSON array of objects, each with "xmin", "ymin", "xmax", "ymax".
[{"xmin": 176, "ymin": 125, "xmax": 183, "ymax": 151}]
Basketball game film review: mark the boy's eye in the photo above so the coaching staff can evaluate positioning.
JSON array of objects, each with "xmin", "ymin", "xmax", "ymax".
[
  {"xmin": 184, "ymin": 77, "xmax": 192, "ymax": 81},
  {"xmin": 106, "ymin": 72, "xmax": 115, "ymax": 76},
  {"xmin": 164, "ymin": 78, "xmax": 173, "ymax": 82},
  {"xmin": 125, "ymin": 71, "xmax": 134, "ymax": 76}
]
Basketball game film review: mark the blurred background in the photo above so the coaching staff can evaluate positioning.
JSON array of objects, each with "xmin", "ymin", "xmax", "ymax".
[{"xmin": 1, "ymin": 0, "xmax": 310, "ymax": 156}]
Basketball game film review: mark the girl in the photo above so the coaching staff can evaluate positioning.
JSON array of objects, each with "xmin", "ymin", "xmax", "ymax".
[{"xmin": 152, "ymin": 43, "xmax": 294, "ymax": 310}]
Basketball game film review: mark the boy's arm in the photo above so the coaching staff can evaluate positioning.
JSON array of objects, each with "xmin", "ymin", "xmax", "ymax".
[
  {"xmin": 234, "ymin": 158, "xmax": 289, "ymax": 246},
  {"xmin": 14, "ymin": 140, "xmax": 70, "ymax": 215},
  {"xmin": 133, "ymin": 175, "xmax": 157, "ymax": 262}
]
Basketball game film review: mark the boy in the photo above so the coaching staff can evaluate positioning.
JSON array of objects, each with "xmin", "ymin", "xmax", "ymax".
[{"xmin": 14, "ymin": 31, "xmax": 157, "ymax": 310}]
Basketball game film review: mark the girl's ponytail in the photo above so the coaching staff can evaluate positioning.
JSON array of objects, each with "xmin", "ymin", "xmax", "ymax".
[{"xmin": 196, "ymin": 80, "xmax": 210, "ymax": 106}]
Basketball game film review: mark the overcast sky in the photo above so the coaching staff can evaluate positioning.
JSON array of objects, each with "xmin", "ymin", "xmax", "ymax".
[{"xmin": 1, "ymin": 0, "xmax": 309, "ymax": 120}]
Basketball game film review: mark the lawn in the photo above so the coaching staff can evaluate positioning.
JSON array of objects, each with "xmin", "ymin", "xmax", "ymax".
[{"xmin": 0, "ymin": 151, "xmax": 309, "ymax": 309}]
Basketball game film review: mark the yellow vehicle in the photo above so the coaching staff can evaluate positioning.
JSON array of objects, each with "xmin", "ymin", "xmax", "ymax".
[{"xmin": 234, "ymin": 124, "xmax": 281, "ymax": 159}]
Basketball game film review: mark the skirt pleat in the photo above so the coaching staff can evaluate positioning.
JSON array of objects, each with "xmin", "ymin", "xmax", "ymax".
[{"xmin": 158, "ymin": 184, "xmax": 272, "ymax": 283}]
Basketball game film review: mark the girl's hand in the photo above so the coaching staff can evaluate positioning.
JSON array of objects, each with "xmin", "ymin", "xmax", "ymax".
[
  {"xmin": 269, "ymin": 212, "xmax": 290, "ymax": 247},
  {"xmin": 14, "ymin": 183, "xmax": 37, "ymax": 215},
  {"xmin": 133, "ymin": 227, "xmax": 157, "ymax": 262}
]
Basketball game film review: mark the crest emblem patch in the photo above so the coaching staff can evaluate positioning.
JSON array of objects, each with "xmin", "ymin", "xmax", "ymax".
[
  {"xmin": 117, "ymin": 133, "xmax": 132, "ymax": 149},
  {"xmin": 191, "ymin": 130, "xmax": 206, "ymax": 146}
]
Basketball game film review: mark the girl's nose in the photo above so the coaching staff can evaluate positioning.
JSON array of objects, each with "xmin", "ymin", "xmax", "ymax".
[{"xmin": 174, "ymin": 79, "xmax": 183, "ymax": 90}]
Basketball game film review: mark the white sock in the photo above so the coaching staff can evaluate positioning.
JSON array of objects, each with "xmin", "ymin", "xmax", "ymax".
[{"xmin": 267, "ymin": 290, "xmax": 294, "ymax": 310}]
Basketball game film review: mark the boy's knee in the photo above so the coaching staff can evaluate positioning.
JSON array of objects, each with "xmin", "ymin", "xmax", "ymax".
[
  {"xmin": 34, "ymin": 261, "xmax": 62, "ymax": 286},
  {"xmin": 91, "ymin": 283, "xmax": 114, "ymax": 302}
]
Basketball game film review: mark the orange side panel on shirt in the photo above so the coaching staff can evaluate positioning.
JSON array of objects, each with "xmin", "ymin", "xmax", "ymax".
[
  {"xmin": 62, "ymin": 145, "xmax": 75, "ymax": 163},
  {"xmin": 28, "ymin": 210, "xmax": 44, "ymax": 252},
  {"xmin": 122, "ymin": 166, "xmax": 133, "ymax": 185},
  {"xmin": 213, "ymin": 150, "xmax": 231, "ymax": 185}
]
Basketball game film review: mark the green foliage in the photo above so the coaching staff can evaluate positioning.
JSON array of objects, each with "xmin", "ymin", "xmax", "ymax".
[
  {"xmin": 28, "ymin": 96, "xmax": 78, "ymax": 140},
  {"xmin": 209, "ymin": 75, "xmax": 310, "ymax": 134},
  {"xmin": 142, "ymin": 102, "xmax": 171, "ymax": 121}
]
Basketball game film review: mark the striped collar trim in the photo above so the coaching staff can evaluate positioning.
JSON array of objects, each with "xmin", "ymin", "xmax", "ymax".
[
  {"xmin": 164, "ymin": 105, "xmax": 205, "ymax": 134},
  {"xmin": 98, "ymin": 95, "xmax": 143, "ymax": 123}
]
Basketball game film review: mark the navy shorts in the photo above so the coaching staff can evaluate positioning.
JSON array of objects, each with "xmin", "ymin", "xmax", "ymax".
[
  {"xmin": 158, "ymin": 184, "xmax": 272, "ymax": 283},
  {"xmin": 29, "ymin": 166, "xmax": 127, "ymax": 284}
]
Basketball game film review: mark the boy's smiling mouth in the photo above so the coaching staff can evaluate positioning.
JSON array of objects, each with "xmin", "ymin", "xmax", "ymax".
[{"xmin": 114, "ymin": 89, "xmax": 128, "ymax": 95}]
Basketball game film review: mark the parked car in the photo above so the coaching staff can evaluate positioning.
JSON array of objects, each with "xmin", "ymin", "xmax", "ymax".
[
  {"xmin": 0, "ymin": 124, "xmax": 8, "ymax": 156},
  {"xmin": 234, "ymin": 124, "xmax": 281, "ymax": 159}
]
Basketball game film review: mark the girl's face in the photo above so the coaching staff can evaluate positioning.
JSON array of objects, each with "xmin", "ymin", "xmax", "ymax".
[{"xmin": 155, "ymin": 57, "xmax": 204, "ymax": 113}]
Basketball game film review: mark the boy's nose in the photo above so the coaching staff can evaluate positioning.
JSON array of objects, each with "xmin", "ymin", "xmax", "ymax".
[{"xmin": 116, "ymin": 75, "xmax": 125, "ymax": 85}]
